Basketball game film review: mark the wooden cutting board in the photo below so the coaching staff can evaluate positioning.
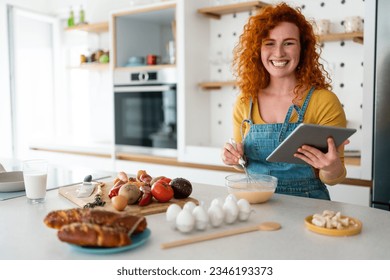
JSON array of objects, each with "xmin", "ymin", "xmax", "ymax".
[{"xmin": 59, "ymin": 181, "xmax": 198, "ymax": 216}]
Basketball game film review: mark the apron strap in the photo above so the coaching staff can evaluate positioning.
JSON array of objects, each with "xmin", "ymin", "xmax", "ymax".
[
  {"xmin": 297, "ymin": 86, "xmax": 315, "ymax": 122},
  {"xmin": 278, "ymin": 87, "xmax": 315, "ymax": 142},
  {"xmin": 240, "ymin": 98, "xmax": 254, "ymax": 139}
]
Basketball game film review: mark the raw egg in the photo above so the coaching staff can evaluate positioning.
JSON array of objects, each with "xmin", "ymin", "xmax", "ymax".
[{"xmin": 166, "ymin": 203, "xmax": 182, "ymax": 229}]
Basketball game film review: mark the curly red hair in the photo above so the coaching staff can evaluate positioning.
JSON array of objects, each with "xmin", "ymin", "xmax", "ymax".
[{"xmin": 233, "ymin": 2, "xmax": 332, "ymax": 103}]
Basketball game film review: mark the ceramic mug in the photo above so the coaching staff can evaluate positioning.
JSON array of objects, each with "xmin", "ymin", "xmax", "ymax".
[
  {"xmin": 314, "ymin": 19, "xmax": 331, "ymax": 35},
  {"xmin": 146, "ymin": 54, "xmax": 158, "ymax": 65},
  {"xmin": 344, "ymin": 16, "xmax": 363, "ymax": 33}
]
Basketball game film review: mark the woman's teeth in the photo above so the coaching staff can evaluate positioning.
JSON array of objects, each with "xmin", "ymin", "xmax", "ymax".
[{"xmin": 272, "ymin": 60, "xmax": 288, "ymax": 67}]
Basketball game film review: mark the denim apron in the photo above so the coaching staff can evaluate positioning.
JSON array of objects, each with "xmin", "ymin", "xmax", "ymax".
[{"xmin": 242, "ymin": 87, "xmax": 330, "ymax": 200}]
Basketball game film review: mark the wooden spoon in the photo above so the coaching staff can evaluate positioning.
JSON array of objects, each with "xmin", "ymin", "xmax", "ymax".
[{"xmin": 161, "ymin": 222, "xmax": 281, "ymax": 249}]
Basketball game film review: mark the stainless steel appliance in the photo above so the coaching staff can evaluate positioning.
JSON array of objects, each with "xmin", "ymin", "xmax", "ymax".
[
  {"xmin": 367, "ymin": 0, "xmax": 390, "ymax": 210},
  {"xmin": 113, "ymin": 68, "xmax": 177, "ymax": 157}
]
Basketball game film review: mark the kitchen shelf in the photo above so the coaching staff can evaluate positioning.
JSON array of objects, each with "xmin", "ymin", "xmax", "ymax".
[
  {"xmin": 318, "ymin": 32, "xmax": 364, "ymax": 44},
  {"xmin": 68, "ymin": 63, "xmax": 109, "ymax": 70},
  {"xmin": 197, "ymin": 1, "xmax": 270, "ymax": 19},
  {"xmin": 65, "ymin": 21, "xmax": 109, "ymax": 33},
  {"xmin": 199, "ymin": 31, "xmax": 364, "ymax": 90},
  {"xmin": 115, "ymin": 64, "xmax": 176, "ymax": 72},
  {"xmin": 198, "ymin": 81, "xmax": 236, "ymax": 90}
]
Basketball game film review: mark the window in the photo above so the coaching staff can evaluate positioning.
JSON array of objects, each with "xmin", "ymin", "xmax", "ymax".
[{"xmin": 7, "ymin": 6, "xmax": 59, "ymax": 159}]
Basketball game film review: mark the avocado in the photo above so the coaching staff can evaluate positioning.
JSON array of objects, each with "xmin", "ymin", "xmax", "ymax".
[{"xmin": 170, "ymin": 177, "xmax": 192, "ymax": 199}]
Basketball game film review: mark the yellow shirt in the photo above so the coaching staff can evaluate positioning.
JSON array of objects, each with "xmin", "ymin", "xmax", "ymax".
[{"xmin": 232, "ymin": 88, "xmax": 347, "ymax": 185}]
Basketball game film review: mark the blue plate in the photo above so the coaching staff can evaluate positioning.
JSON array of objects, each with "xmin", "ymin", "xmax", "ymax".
[{"xmin": 69, "ymin": 228, "xmax": 151, "ymax": 254}]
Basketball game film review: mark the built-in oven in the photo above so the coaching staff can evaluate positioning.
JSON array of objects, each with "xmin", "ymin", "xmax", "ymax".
[{"xmin": 113, "ymin": 68, "xmax": 177, "ymax": 157}]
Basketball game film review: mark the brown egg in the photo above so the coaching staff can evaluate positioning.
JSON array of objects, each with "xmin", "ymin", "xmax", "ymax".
[{"xmin": 111, "ymin": 195, "xmax": 128, "ymax": 211}]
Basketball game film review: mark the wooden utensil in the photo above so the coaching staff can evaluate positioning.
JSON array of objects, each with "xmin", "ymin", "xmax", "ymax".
[{"xmin": 161, "ymin": 222, "xmax": 281, "ymax": 249}]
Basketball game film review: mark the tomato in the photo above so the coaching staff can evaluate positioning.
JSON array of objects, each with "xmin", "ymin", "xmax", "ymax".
[
  {"xmin": 159, "ymin": 177, "xmax": 172, "ymax": 184},
  {"xmin": 151, "ymin": 180, "xmax": 174, "ymax": 203}
]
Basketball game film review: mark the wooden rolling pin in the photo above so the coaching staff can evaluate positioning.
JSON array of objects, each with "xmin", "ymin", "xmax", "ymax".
[{"xmin": 161, "ymin": 222, "xmax": 281, "ymax": 249}]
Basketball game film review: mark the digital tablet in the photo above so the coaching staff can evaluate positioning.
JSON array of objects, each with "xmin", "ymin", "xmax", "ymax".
[{"xmin": 266, "ymin": 124, "xmax": 356, "ymax": 164}]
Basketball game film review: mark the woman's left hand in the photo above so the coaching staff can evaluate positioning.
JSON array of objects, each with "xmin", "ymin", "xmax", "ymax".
[{"xmin": 294, "ymin": 137, "xmax": 348, "ymax": 180}]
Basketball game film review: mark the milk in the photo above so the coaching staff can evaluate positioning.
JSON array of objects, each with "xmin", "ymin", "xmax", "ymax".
[{"xmin": 24, "ymin": 172, "xmax": 47, "ymax": 200}]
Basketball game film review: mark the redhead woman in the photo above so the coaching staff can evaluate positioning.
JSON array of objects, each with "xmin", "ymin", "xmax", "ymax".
[{"xmin": 221, "ymin": 2, "xmax": 348, "ymax": 200}]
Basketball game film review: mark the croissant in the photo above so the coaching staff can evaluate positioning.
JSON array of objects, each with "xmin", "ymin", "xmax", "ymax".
[
  {"xmin": 44, "ymin": 208, "xmax": 147, "ymax": 234},
  {"xmin": 57, "ymin": 222, "xmax": 131, "ymax": 247}
]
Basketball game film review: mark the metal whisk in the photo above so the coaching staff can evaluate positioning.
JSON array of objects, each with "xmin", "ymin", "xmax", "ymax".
[{"xmin": 229, "ymin": 138, "xmax": 255, "ymax": 183}]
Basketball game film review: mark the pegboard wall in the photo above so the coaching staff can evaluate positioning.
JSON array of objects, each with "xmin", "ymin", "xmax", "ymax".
[{"xmin": 206, "ymin": 0, "xmax": 364, "ymax": 153}]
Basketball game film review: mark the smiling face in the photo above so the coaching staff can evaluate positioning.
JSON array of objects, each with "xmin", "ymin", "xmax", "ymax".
[{"xmin": 260, "ymin": 22, "xmax": 301, "ymax": 81}]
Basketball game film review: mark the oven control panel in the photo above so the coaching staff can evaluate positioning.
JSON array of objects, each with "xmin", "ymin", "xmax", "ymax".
[
  {"xmin": 131, "ymin": 72, "xmax": 157, "ymax": 82},
  {"xmin": 114, "ymin": 68, "xmax": 177, "ymax": 85}
]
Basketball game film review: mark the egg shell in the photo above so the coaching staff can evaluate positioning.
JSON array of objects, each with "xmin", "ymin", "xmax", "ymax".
[
  {"xmin": 176, "ymin": 209, "xmax": 195, "ymax": 233},
  {"xmin": 208, "ymin": 204, "xmax": 224, "ymax": 227},
  {"xmin": 192, "ymin": 205, "xmax": 209, "ymax": 231},
  {"xmin": 223, "ymin": 199, "xmax": 239, "ymax": 224},
  {"xmin": 225, "ymin": 194, "xmax": 238, "ymax": 202},
  {"xmin": 210, "ymin": 198, "xmax": 223, "ymax": 207},
  {"xmin": 183, "ymin": 201, "xmax": 197, "ymax": 212},
  {"xmin": 166, "ymin": 203, "xmax": 182, "ymax": 229},
  {"xmin": 237, "ymin": 199, "xmax": 252, "ymax": 221},
  {"xmin": 238, "ymin": 211, "xmax": 251, "ymax": 221}
]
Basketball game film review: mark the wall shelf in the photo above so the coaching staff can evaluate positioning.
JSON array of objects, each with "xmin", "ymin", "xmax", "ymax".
[
  {"xmin": 198, "ymin": 33, "xmax": 363, "ymax": 91},
  {"xmin": 198, "ymin": 81, "xmax": 236, "ymax": 90},
  {"xmin": 68, "ymin": 63, "xmax": 109, "ymax": 70},
  {"xmin": 65, "ymin": 22, "xmax": 109, "ymax": 33},
  {"xmin": 197, "ymin": 1, "xmax": 270, "ymax": 19},
  {"xmin": 115, "ymin": 64, "xmax": 175, "ymax": 72},
  {"xmin": 318, "ymin": 32, "xmax": 364, "ymax": 44}
]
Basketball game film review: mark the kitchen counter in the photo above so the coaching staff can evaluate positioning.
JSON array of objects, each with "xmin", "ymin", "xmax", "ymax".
[
  {"xmin": 0, "ymin": 178, "xmax": 388, "ymax": 260},
  {"xmin": 29, "ymin": 144, "xmax": 371, "ymax": 187}
]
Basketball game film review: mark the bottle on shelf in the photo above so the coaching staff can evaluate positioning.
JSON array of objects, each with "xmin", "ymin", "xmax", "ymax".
[
  {"xmin": 79, "ymin": 5, "xmax": 86, "ymax": 25},
  {"xmin": 67, "ymin": 7, "xmax": 75, "ymax": 27}
]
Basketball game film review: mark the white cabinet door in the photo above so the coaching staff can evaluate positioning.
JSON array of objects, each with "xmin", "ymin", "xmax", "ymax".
[{"xmin": 328, "ymin": 184, "xmax": 371, "ymax": 207}]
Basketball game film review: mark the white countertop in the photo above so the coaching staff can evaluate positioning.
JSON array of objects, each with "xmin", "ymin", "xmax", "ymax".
[{"xmin": 0, "ymin": 179, "xmax": 389, "ymax": 260}]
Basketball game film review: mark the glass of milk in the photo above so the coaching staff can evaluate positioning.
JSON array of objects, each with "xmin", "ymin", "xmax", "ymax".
[{"xmin": 22, "ymin": 159, "xmax": 48, "ymax": 204}]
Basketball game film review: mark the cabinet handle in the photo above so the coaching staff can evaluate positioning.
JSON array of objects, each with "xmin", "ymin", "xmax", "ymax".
[{"xmin": 114, "ymin": 85, "xmax": 174, "ymax": 92}]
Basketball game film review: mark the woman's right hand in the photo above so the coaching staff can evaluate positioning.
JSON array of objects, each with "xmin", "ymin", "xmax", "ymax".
[{"xmin": 221, "ymin": 140, "xmax": 244, "ymax": 166}]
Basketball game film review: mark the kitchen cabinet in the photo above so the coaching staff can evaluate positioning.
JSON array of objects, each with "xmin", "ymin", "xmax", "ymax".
[{"xmin": 111, "ymin": 1, "xmax": 176, "ymax": 70}]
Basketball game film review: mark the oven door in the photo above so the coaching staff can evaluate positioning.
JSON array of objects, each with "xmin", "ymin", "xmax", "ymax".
[{"xmin": 114, "ymin": 84, "xmax": 177, "ymax": 155}]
